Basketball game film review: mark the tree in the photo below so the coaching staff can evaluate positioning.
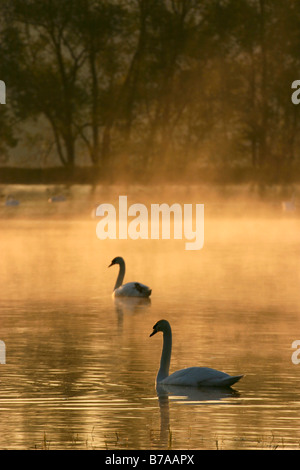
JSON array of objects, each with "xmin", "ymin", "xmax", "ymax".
[
  {"xmin": 0, "ymin": 6, "xmax": 18, "ymax": 159},
  {"xmin": 2, "ymin": 0, "xmax": 88, "ymax": 168},
  {"xmin": 1, "ymin": 0, "xmax": 300, "ymax": 181}
]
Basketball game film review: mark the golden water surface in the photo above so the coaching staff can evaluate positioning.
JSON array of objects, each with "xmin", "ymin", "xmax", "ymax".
[{"xmin": 0, "ymin": 186, "xmax": 300, "ymax": 449}]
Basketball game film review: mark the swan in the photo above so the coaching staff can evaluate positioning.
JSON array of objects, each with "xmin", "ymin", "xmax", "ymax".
[
  {"xmin": 108, "ymin": 256, "xmax": 152, "ymax": 298},
  {"xmin": 150, "ymin": 320, "xmax": 243, "ymax": 388}
]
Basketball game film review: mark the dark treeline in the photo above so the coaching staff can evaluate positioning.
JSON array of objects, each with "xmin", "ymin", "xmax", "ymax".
[{"xmin": 0, "ymin": 0, "xmax": 300, "ymax": 183}]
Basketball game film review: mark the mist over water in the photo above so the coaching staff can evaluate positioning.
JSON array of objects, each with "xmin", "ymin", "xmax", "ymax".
[
  {"xmin": 0, "ymin": 184, "xmax": 300, "ymax": 449},
  {"xmin": 1, "ymin": 0, "xmax": 300, "ymax": 452}
]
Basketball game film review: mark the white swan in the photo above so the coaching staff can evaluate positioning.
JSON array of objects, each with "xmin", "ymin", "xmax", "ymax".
[
  {"xmin": 150, "ymin": 320, "xmax": 243, "ymax": 388},
  {"xmin": 108, "ymin": 256, "xmax": 152, "ymax": 298}
]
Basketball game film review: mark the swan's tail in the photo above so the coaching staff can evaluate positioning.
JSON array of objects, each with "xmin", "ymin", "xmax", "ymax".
[
  {"xmin": 134, "ymin": 283, "xmax": 152, "ymax": 297},
  {"xmin": 220, "ymin": 374, "xmax": 244, "ymax": 387}
]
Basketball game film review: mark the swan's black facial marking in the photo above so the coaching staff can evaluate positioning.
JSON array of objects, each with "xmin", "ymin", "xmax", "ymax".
[{"xmin": 108, "ymin": 257, "xmax": 117, "ymax": 267}]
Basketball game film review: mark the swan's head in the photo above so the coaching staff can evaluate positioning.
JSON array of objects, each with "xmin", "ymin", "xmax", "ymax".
[
  {"xmin": 108, "ymin": 256, "xmax": 124, "ymax": 267},
  {"xmin": 150, "ymin": 319, "xmax": 171, "ymax": 337}
]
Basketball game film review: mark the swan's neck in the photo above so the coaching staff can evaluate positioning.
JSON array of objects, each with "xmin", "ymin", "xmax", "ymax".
[
  {"xmin": 157, "ymin": 327, "xmax": 172, "ymax": 383},
  {"xmin": 114, "ymin": 260, "xmax": 125, "ymax": 290}
]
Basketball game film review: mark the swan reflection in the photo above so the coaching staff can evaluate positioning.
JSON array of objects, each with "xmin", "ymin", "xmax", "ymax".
[
  {"xmin": 156, "ymin": 383, "xmax": 240, "ymax": 448},
  {"xmin": 114, "ymin": 296, "xmax": 151, "ymax": 327},
  {"xmin": 156, "ymin": 383, "xmax": 239, "ymax": 403}
]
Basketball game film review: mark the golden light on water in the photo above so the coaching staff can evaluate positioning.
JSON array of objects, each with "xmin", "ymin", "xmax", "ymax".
[
  {"xmin": 0, "ymin": 184, "xmax": 299, "ymax": 449},
  {"xmin": 1, "ymin": 0, "xmax": 300, "ymax": 452}
]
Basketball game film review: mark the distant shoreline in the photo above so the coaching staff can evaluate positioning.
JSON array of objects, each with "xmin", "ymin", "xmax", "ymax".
[
  {"xmin": 0, "ymin": 180, "xmax": 298, "ymax": 221},
  {"xmin": 0, "ymin": 165, "xmax": 299, "ymax": 185}
]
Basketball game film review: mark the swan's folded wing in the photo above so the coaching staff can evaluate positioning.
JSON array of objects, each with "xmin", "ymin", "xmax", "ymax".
[
  {"xmin": 161, "ymin": 367, "xmax": 243, "ymax": 387},
  {"xmin": 114, "ymin": 282, "xmax": 151, "ymax": 297},
  {"xmin": 196, "ymin": 368, "xmax": 243, "ymax": 387},
  {"xmin": 134, "ymin": 282, "xmax": 152, "ymax": 296},
  {"xmin": 160, "ymin": 367, "xmax": 207, "ymax": 386}
]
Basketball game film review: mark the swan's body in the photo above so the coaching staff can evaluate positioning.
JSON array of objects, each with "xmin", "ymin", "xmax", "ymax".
[
  {"xmin": 150, "ymin": 320, "xmax": 243, "ymax": 388},
  {"xmin": 109, "ymin": 256, "xmax": 151, "ymax": 298}
]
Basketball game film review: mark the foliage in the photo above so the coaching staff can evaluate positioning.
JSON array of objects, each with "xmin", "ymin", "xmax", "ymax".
[{"xmin": 0, "ymin": 0, "xmax": 299, "ymax": 181}]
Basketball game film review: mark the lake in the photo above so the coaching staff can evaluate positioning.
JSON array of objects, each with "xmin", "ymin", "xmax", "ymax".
[{"xmin": 0, "ymin": 185, "xmax": 300, "ymax": 449}]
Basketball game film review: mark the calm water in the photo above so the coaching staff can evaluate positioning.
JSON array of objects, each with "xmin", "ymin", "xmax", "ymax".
[{"xmin": 0, "ymin": 212, "xmax": 300, "ymax": 450}]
